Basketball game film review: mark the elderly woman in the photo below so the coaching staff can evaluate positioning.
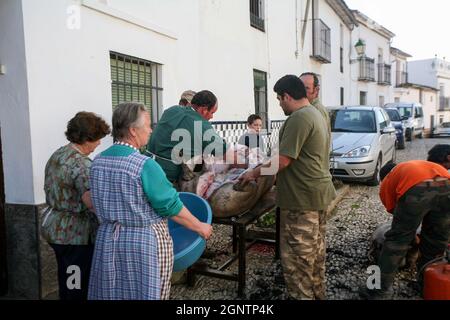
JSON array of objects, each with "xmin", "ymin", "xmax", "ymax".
[
  {"xmin": 88, "ymin": 103, "xmax": 212, "ymax": 300},
  {"xmin": 42, "ymin": 111, "xmax": 111, "ymax": 300}
]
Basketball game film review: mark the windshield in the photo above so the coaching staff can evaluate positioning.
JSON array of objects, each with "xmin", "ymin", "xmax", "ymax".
[
  {"xmin": 385, "ymin": 109, "xmax": 401, "ymax": 122},
  {"xmin": 396, "ymin": 106, "xmax": 413, "ymax": 118},
  {"xmin": 330, "ymin": 110, "xmax": 377, "ymax": 133}
]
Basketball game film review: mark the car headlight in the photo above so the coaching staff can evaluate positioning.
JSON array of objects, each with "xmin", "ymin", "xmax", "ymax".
[{"xmin": 342, "ymin": 146, "xmax": 371, "ymax": 158}]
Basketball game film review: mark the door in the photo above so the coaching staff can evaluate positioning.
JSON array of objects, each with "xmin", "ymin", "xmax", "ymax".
[
  {"xmin": 0, "ymin": 127, "xmax": 7, "ymax": 295},
  {"xmin": 377, "ymin": 109, "xmax": 395, "ymax": 164}
]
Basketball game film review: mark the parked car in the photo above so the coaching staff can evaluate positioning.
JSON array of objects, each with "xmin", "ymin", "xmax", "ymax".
[
  {"xmin": 384, "ymin": 107, "xmax": 406, "ymax": 149},
  {"xmin": 328, "ymin": 106, "xmax": 397, "ymax": 186},
  {"xmin": 384, "ymin": 102, "xmax": 424, "ymax": 141},
  {"xmin": 432, "ymin": 122, "xmax": 450, "ymax": 137}
]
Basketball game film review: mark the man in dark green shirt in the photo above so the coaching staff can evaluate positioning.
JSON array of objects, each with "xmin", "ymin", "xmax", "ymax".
[
  {"xmin": 300, "ymin": 72, "xmax": 331, "ymax": 136},
  {"xmin": 147, "ymin": 90, "xmax": 228, "ymax": 183},
  {"xmin": 240, "ymin": 75, "xmax": 336, "ymax": 300}
]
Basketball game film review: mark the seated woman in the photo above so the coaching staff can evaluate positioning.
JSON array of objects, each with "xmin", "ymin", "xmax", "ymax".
[
  {"xmin": 42, "ymin": 111, "xmax": 111, "ymax": 300},
  {"xmin": 88, "ymin": 102, "xmax": 212, "ymax": 300}
]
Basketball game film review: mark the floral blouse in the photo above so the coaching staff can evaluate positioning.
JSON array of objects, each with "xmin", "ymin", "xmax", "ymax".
[{"xmin": 42, "ymin": 144, "xmax": 98, "ymax": 245}]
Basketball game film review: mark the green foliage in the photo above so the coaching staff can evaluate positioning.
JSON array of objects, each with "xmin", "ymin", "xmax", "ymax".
[{"xmin": 257, "ymin": 211, "xmax": 276, "ymax": 228}]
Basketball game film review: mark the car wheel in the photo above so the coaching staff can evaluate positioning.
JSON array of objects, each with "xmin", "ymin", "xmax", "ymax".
[
  {"xmin": 397, "ymin": 139, "xmax": 406, "ymax": 150},
  {"xmin": 418, "ymin": 130, "xmax": 423, "ymax": 139},
  {"xmin": 367, "ymin": 156, "xmax": 382, "ymax": 186},
  {"xmin": 406, "ymin": 128, "xmax": 412, "ymax": 142}
]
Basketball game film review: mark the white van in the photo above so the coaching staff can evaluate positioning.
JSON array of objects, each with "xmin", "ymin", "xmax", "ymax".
[{"xmin": 384, "ymin": 102, "xmax": 424, "ymax": 141}]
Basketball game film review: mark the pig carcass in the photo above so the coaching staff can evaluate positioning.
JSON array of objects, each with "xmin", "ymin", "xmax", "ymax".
[
  {"xmin": 368, "ymin": 222, "xmax": 421, "ymax": 269},
  {"xmin": 178, "ymin": 147, "xmax": 276, "ymax": 218}
]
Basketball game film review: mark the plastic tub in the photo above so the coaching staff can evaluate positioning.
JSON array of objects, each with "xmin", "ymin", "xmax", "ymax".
[{"xmin": 169, "ymin": 192, "xmax": 212, "ymax": 272}]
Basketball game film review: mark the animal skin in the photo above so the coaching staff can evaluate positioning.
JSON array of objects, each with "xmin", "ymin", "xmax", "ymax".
[{"xmin": 178, "ymin": 163, "xmax": 276, "ymax": 218}]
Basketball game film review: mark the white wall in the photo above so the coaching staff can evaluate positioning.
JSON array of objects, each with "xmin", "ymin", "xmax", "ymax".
[
  {"xmin": 408, "ymin": 59, "xmax": 437, "ymax": 88},
  {"xmin": 301, "ymin": 0, "xmax": 353, "ymax": 107},
  {"xmin": 0, "ymin": 0, "xmax": 35, "ymax": 204},
  {"xmin": 21, "ymin": 0, "xmax": 183, "ymax": 204},
  {"xmin": 9, "ymin": 0, "xmax": 370, "ymax": 205}
]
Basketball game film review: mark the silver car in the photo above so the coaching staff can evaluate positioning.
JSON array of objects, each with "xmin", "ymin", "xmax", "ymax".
[
  {"xmin": 328, "ymin": 106, "xmax": 397, "ymax": 186},
  {"xmin": 432, "ymin": 122, "xmax": 450, "ymax": 137}
]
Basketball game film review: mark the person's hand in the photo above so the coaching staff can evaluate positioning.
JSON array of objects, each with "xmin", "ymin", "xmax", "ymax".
[{"xmin": 197, "ymin": 223, "xmax": 213, "ymax": 240}]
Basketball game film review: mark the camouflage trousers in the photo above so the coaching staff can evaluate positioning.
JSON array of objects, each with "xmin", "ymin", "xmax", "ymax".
[
  {"xmin": 378, "ymin": 183, "xmax": 450, "ymax": 289},
  {"xmin": 279, "ymin": 209, "xmax": 327, "ymax": 300}
]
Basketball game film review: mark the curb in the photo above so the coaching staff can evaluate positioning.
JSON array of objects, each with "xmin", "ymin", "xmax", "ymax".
[{"xmin": 326, "ymin": 184, "xmax": 350, "ymax": 219}]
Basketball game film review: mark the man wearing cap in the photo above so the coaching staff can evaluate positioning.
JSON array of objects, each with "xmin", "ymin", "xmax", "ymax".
[
  {"xmin": 147, "ymin": 90, "xmax": 233, "ymax": 185},
  {"xmin": 179, "ymin": 90, "xmax": 196, "ymax": 107}
]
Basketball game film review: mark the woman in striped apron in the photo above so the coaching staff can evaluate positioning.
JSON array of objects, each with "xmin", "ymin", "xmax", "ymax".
[{"xmin": 88, "ymin": 103, "xmax": 212, "ymax": 300}]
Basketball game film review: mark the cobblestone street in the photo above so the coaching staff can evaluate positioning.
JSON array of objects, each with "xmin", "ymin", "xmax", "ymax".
[{"xmin": 170, "ymin": 137, "xmax": 450, "ymax": 300}]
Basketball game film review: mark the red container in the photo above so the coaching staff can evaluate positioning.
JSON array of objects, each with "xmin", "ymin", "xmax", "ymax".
[{"xmin": 423, "ymin": 261, "xmax": 450, "ymax": 300}]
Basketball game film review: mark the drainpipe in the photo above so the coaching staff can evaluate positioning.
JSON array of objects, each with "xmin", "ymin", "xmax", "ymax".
[
  {"xmin": 301, "ymin": 0, "xmax": 311, "ymax": 49},
  {"xmin": 311, "ymin": 0, "xmax": 315, "ymax": 54}
]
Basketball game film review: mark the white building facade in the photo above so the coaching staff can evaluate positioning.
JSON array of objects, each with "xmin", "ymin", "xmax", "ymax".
[
  {"xmin": 408, "ymin": 57, "xmax": 450, "ymax": 124},
  {"xmin": 391, "ymin": 48, "xmax": 440, "ymax": 132},
  {"xmin": 349, "ymin": 10, "xmax": 395, "ymax": 107}
]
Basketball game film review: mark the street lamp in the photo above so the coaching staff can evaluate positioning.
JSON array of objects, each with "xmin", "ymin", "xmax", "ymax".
[
  {"xmin": 350, "ymin": 39, "xmax": 366, "ymax": 63},
  {"xmin": 355, "ymin": 39, "xmax": 366, "ymax": 57}
]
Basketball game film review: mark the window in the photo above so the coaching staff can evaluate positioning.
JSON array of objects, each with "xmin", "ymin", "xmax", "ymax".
[
  {"xmin": 312, "ymin": 19, "xmax": 331, "ymax": 63},
  {"xmin": 377, "ymin": 108, "xmax": 389, "ymax": 130},
  {"xmin": 110, "ymin": 52, "xmax": 163, "ymax": 124},
  {"xmin": 360, "ymin": 91, "xmax": 367, "ymax": 105},
  {"xmin": 440, "ymin": 115, "xmax": 444, "ymax": 124},
  {"xmin": 340, "ymin": 87, "xmax": 344, "ymax": 106},
  {"xmin": 419, "ymin": 90, "xmax": 423, "ymax": 103},
  {"xmin": 253, "ymin": 69, "xmax": 268, "ymax": 128},
  {"xmin": 330, "ymin": 109, "xmax": 376, "ymax": 133},
  {"xmin": 395, "ymin": 97, "xmax": 400, "ymax": 103},
  {"xmin": 250, "ymin": 0, "xmax": 265, "ymax": 32},
  {"xmin": 379, "ymin": 96, "xmax": 385, "ymax": 108}
]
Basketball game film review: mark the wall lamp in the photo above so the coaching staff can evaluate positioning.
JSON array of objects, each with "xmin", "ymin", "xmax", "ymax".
[{"xmin": 350, "ymin": 39, "xmax": 366, "ymax": 63}]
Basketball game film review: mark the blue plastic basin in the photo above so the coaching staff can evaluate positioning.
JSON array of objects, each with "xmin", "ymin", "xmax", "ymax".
[{"xmin": 169, "ymin": 192, "xmax": 212, "ymax": 272}]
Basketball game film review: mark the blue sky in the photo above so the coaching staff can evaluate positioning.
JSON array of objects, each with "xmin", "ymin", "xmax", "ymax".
[{"xmin": 345, "ymin": 0, "xmax": 450, "ymax": 61}]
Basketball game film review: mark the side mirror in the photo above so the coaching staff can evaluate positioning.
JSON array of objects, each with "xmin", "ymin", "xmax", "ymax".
[
  {"xmin": 401, "ymin": 116, "xmax": 409, "ymax": 121},
  {"xmin": 382, "ymin": 127, "xmax": 396, "ymax": 134}
]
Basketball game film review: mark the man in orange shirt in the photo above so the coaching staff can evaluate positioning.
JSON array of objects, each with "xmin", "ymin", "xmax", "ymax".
[{"xmin": 360, "ymin": 144, "xmax": 450, "ymax": 299}]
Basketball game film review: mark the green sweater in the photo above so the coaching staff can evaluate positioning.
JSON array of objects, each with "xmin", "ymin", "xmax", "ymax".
[{"xmin": 147, "ymin": 106, "xmax": 228, "ymax": 182}]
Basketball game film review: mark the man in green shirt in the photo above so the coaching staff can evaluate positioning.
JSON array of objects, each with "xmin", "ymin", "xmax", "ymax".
[
  {"xmin": 300, "ymin": 72, "xmax": 331, "ymax": 136},
  {"xmin": 240, "ymin": 75, "xmax": 336, "ymax": 300},
  {"xmin": 147, "ymin": 90, "xmax": 228, "ymax": 183}
]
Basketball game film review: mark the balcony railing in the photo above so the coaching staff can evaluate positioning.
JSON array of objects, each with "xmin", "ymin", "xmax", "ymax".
[
  {"xmin": 396, "ymin": 71, "xmax": 408, "ymax": 87},
  {"xmin": 378, "ymin": 63, "xmax": 391, "ymax": 86},
  {"xmin": 358, "ymin": 57, "xmax": 375, "ymax": 82},
  {"xmin": 312, "ymin": 19, "xmax": 331, "ymax": 64},
  {"xmin": 439, "ymin": 96, "xmax": 450, "ymax": 111}
]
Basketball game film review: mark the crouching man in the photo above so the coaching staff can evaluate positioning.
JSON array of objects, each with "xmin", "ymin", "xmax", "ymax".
[{"xmin": 360, "ymin": 144, "xmax": 450, "ymax": 299}]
